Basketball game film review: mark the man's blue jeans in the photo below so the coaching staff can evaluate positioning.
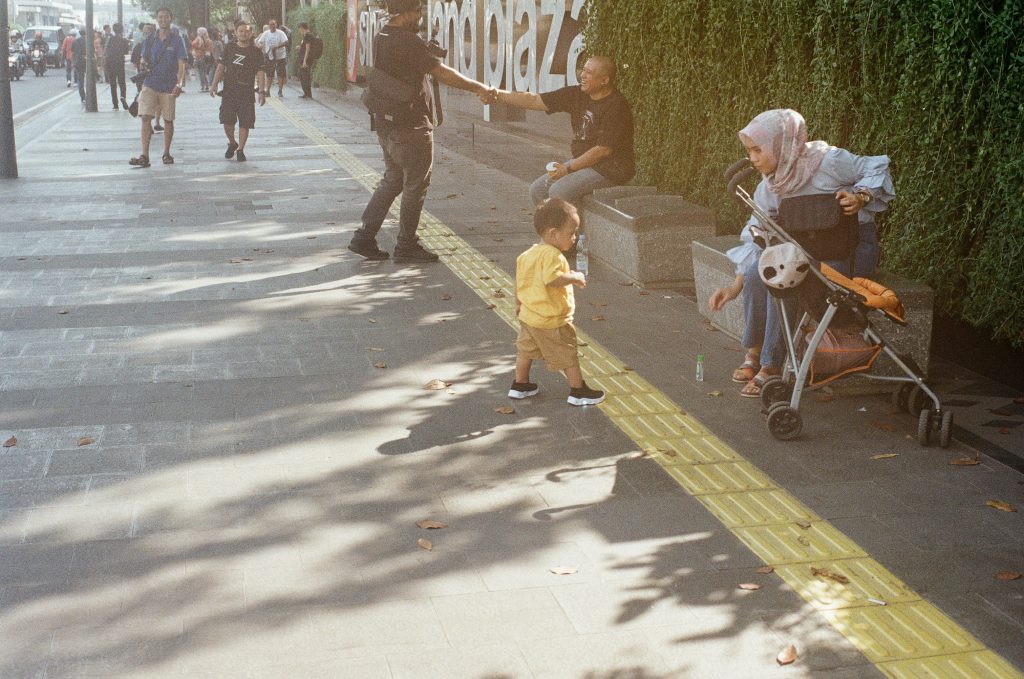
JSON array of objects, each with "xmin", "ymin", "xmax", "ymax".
[
  {"xmin": 354, "ymin": 125, "xmax": 433, "ymax": 249},
  {"xmin": 529, "ymin": 166, "xmax": 615, "ymax": 206}
]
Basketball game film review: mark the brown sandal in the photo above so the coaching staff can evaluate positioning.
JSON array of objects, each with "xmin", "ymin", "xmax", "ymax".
[
  {"xmin": 739, "ymin": 379, "xmax": 762, "ymax": 398},
  {"xmin": 732, "ymin": 359, "xmax": 761, "ymax": 383}
]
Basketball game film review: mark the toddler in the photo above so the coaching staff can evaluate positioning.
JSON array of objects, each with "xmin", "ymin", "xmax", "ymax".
[{"xmin": 509, "ymin": 198, "xmax": 605, "ymax": 406}]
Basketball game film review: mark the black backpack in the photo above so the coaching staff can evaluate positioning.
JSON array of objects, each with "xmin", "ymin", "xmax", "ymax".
[{"xmin": 307, "ymin": 35, "xmax": 323, "ymax": 61}]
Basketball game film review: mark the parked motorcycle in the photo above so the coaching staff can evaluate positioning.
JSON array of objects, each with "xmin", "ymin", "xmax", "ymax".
[
  {"xmin": 29, "ymin": 48, "xmax": 45, "ymax": 76},
  {"xmin": 7, "ymin": 52, "xmax": 25, "ymax": 80}
]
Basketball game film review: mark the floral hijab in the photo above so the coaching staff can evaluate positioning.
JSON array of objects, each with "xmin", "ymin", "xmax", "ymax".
[{"xmin": 739, "ymin": 109, "xmax": 832, "ymax": 195}]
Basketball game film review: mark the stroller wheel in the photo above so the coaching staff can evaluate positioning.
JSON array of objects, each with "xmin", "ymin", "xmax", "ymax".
[
  {"xmin": 891, "ymin": 384, "xmax": 913, "ymax": 413},
  {"xmin": 917, "ymin": 408, "xmax": 933, "ymax": 446},
  {"xmin": 938, "ymin": 410, "xmax": 953, "ymax": 448},
  {"xmin": 760, "ymin": 376, "xmax": 790, "ymax": 408},
  {"xmin": 766, "ymin": 403, "xmax": 803, "ymax": 441}
]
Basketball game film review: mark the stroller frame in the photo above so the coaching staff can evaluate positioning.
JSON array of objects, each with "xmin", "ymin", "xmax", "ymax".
[{"xmin": 725, "ymin": 162, "xmax": 952, "ymax": 446}]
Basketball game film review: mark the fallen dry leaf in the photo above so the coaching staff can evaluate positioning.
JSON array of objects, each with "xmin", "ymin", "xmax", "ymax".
[
  {"xmin": 57, "ymin": 309, "xmax": 69, "ymax": 315},
  {"xmin": 813, "ymin": 393, "xmax": 834, "ymax": 403},
  {"xmin": 756, "ymin": 566, "xmax": 775, "ymax": 574},
  {"xmin": 77, "ymin": 437, "xmax": 94, "ymax": 446},
  {"xmin": 228, "ymin": 259, "xmax": 242, "ymax": 264},
  {"xmin": 795, "ymin": 520, "xmax": 812, "ymax": 530},
  {"xmin": 776, "ymin": 644, "xmax": 798, "ymax": 666},
  {"xmin": 589, "ymin": 301, "xmax": 608, "ymax": 307},
  {"xmin": 373, "ymin": 362, "xmax": 387, "ymax": 369},
  {"xmin": 440, "ymin": 294, "xmax": 452, "ymax": 301},
  {"xmin": 306, "ymin": 236, "xmax": 317, "ymax": 239},
  {"xmin": 999, "ymin": 428, "xmax": 1011, "ymax": 435},
  {"xmin": 987, "ymin": 500, "xmax": 1017, "ymax": 513},
  {"xmin": 479, "ymin": 275, "xmax": 491, "ymax": 280},
  {"xmin": 995, "ymin": 571, "xmax": 1022, "ymax": 581},
  {"xmin": 3, "ymin": 436, "xmax": 16, "ymax": 448},
  {"xmin": 549, "ymin": 566, "xmax": 578, "ymax": 575},
  {"xmin": 493, "ymin": 289, "xmax": 507, "ymax": 298},
  {"xmin": 486, "ymin": 304, "xmax": 496, "ymax": 309},
  {"xmin": 796, "ymin": 535, "xmax": 811, "ymax": 546},
  {"xmin": 708, "ymin": 390, "xmax": 723, "ymax": 397},
  {"xmin": 368, "ymin": 319, "xmax": 378, "ymax": 324},
  {"xmin": 991, "ymin": 408, "xmax": 1012, "ymax": 417},
  {"xmin": 872, "ymin": 421, "xmax": 897, "ymax": 433},
  {"xmin": 738, "ymin": 583, "xmax": 762, "ymax": 591},
  {"xmin": 445, "ymin": 193, "xmax": 458, "ymax": 199},
  {"xmin": 494, "ymin": 406, "xmax": 516, "ymax": 415},
  {"xmin": 417, "ymin": 538, "xmax": 433, "ymax": 551},
  {"xmin": 811, "ymin": 567, "xmax": 850, "ymax": 584},
  {"xmin": 949, "ymin": 456, "xmax": 981, "ymax": 466},
  {"xmin": 367, "ymin": 347, "xmax": 385, "ymax": 352},
  {"xmin": 416, "ymin": 520, "xmax": 447, "ymax": 530},
  {"xmin": 871, "ymin": 453, "xmax": 899, "ymax": 460},
  {"xmin": 638, "ymin": 290, "xmax": 650, "ymax": 296},
  {"xmin": 591, "ymin": 315, "xmax": 606, "ymax": 321},
  {"xmin": 492, "ymin": 237, "xmax": 504, "ymax": 242},
  {"xmin": 424, "ymin": 379, "xmax": 452, "ymax": 390}
]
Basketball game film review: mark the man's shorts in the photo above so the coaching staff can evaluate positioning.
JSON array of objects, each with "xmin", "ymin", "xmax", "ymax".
[
  {"xmin": 138, "ymin": 86, "xmax": 177, "ymax": 121},
  {"xmin": 219, "ymin": 96, "xmax": 256, "ymax": 129},
  {"xmin": 515, "ymin": 322, "xmax": 579, "ymax": 372},
  {"xmin": 269, "ymin": 58, "xmax": 287, "ymax": 79}
]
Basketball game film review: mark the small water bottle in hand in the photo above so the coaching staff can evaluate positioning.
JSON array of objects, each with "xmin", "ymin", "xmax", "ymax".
[
  {"xmin": 696, "ymin": 354, "xmax": 705, "ymax": 382},
  {"xmin": 576, "ymin": 232, "xmax": 589, "ymax": 278}
]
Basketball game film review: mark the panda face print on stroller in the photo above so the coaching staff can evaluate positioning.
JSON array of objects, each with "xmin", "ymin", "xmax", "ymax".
[{"xmin": 724, "ymin": 159, "xmax": 952, "ymax": 447}]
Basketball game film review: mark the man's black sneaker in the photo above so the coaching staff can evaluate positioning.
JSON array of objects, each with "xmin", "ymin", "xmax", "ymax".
[
  {"xmin": 348, "ymin": 240, "xmax": 390, "ymax": 261},
  {"xmin": 278, "ymin": 88, "xmax": 283, "ymax": 96},
  {"xmin": 154, "ymin": 123, "xmax": 164, "ymax": 131},
  {"xmin": 225, "ymin": 141, "xmax": 238, "ymax": 159},
  {"xmin": 393, "ymin": 243, "xmax": 440, "ymax": 263},
  {"xmin": 568, "ymin": 385, "xmax": 605, "ymax": 406},
  {"xmin": 508, "ymin": 381, "xmax": 539, "ymax": 399},
  {"xmin": 236, "ymin": 149, "xmax": 246, "ymax": 162}
]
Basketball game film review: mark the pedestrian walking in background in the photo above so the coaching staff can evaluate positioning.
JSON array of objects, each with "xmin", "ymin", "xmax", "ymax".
[
  {"xmin": 349, "ymin": 0, "xmax": 494, "ymax": 263},
  {"xmin": 61, "ymin": 30, "xmax": 75, "ymax": 87},
  {"xmin": 105, "ymin": 23, "xmax": 130, "ymax": 110},
  {"xmin": 93, "ymin": 31, "xmax": 105, "ymax": 82},
  {"xmin": 255, "ymin": 20, "xmax": 288, "ymax": 96},
  {"xmin": 191, "ymin": 27, "xmax": 213, "ymax": 91},
  {"xmin": 297, "ymin": 22, "xmax": 321, "ymax": 99},
  {"xmin": 209, "ymin": 19, "xmax": 266, "ymax": 163},
  {"xmin": 210, "ymin": 28, "xmax": 224, "ymax": 76},
  {"xmin": 129, "ymin": 7, "xmax": 187, "ymax": 168},
  {"xmin": 72, "ymin": 31, "xmax": 88, "ymax": 104}
]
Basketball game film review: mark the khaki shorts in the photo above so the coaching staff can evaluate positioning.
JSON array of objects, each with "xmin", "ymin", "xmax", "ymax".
[
  {"xmin": 138, "ymin": 86, "xmax": 177, "ymax": 121},
  {"xmin": 516, "ymin": 322, "xmax": 579, "ymax": 372}
]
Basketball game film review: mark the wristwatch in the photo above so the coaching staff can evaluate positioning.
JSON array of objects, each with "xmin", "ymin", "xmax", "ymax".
[{"xmin": 855, "ymin": 190, "xmax": 872, "ymax": 205}]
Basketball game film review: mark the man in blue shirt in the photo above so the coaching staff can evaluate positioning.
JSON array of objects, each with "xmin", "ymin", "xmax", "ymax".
[{"xmin": 129, "ymin": 7, "xmax": 187, "ymax": 168}]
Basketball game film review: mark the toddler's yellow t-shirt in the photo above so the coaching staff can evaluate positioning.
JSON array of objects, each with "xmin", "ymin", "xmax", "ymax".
[{"xmin": 515, "ymin": 243, "xmax": 574, "ymax": 330}]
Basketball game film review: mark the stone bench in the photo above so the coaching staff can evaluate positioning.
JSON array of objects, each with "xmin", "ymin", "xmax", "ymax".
[
  {"xmin": 692, "ymin": 235, "xmax": 935, "ymax": 380},
  {"xmin": 580, "ymin": 187, "xmax": 716, "ymax": 287}
]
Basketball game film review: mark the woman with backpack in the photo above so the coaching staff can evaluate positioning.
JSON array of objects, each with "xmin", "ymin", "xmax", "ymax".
[{"xmin": 191, "ymin": 27, "xmax": 214, "ymax": 92}]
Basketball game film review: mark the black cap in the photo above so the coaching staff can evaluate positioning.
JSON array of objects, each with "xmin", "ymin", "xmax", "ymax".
[{"xmin": 385, "ymin": 0, "xmax": 421, "ymax": 14}]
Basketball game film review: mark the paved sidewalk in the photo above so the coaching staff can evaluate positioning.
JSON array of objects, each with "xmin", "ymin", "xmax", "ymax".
[{"xmin": 0, "ymin": 85, "xmax": 1020, "ymax": 679}]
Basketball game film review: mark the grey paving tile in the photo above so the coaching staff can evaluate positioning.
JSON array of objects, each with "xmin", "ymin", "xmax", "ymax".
[
  {"xmin": 387, "ymin": 643, "xmax": 534, "ymax": 679},
  {"xmin": 0, "ymin": 542, "xmax": 74, "ymax": 585}
]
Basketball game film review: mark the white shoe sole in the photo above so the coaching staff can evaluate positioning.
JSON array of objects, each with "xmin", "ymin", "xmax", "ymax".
[
  {"xmin": 507, "ymin": 388, "xmax": 539, "ymax": 399},
  {"xmin": 567, "ymin": 394, "xmax": 605, "ymax": 406}
]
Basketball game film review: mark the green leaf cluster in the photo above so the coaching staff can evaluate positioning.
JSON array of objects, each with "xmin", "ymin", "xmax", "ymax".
[
  {"xmin": 287, "ymin": 3, "xmax": 349, "ymax": 92},
  {"xmin": 585, "ymin": 0, "xmax": 1024, "ymax": 348}
]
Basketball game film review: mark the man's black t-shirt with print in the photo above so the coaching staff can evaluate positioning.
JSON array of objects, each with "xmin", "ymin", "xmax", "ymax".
[
  {"xmin": 220, "ymin": 42, "xmax": 264, "ymax": 100},
  {"xmin": 371, "ymin": 24, "xmax": 442, "ymax": 129},
  {"xmin": 539, "ymin": 86, "xmax": 636, "ymax": 184}
]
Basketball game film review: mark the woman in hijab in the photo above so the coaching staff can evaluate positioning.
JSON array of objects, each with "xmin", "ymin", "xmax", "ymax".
[{"xmin": 708, "ymin": 109, "xmax": 894, "ymax": 397}]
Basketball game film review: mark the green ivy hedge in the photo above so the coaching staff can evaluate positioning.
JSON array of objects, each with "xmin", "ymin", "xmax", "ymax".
[
  {"xmin": 585, "ymin": 0, "xmax": 1024, "ymax": 348},
  {"xmin": 287, "ymin": 3, "xmax": 348, "ymax": 92}
]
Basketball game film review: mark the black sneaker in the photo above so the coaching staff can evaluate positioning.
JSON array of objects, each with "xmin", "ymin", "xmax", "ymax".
[
  {"xmin": 225, "ymin": 141, "xmax": 238, "ymax": 159},
  {"xmin": 568, "ymin": 384, "xmax": 605, "ymax": 406},
  {"xmin": 154, "ymin": 123, "xmax": 164, "ymax": 131},
  {"xmin": 235, "ymin": 149, "xmax": 246, "ymax": 162},
  {"xmin": 393, "ymin": 243, "xmax": 440, "ymax": 263},
  {"xmin": 348, "ymin": 240, "xmax": 390, "ymax": 261},
  {"xmin": 508, "ymin": 381, "xmax": 539, "ymax": 399}
]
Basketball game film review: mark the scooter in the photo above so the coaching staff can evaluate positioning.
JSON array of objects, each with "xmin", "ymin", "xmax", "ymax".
[
  {"xmin": 7, "ymin": 52, "xmax": 25, "ymax": 80},
  {"xmin": 29, "ymin": 48, "xmax": 45, "ymax": 76}
]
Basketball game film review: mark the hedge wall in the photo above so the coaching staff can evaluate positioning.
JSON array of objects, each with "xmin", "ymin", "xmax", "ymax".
[
  {"xmin": 287, "ymin": 3, "xmax": 348, "ymax": 92},
  {"xmin": 585, "ymin": 0, "xmax": 1024, "ymax": 348}
]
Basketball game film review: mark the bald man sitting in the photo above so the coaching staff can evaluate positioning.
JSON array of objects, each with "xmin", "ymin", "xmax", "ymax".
[{"xmin": 489, "ymin": 56, "xmax": 636, "ymax": 206}]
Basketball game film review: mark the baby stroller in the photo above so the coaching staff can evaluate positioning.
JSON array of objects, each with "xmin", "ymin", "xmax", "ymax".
[{"xmin": 724, "ymin": 160, "xmax": 952, "ymax": 447}]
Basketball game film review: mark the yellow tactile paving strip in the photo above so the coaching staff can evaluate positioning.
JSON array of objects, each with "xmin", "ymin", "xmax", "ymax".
[{"xmin": 271, "ymin": 99, "xmax": 1023, "ymax": 679}]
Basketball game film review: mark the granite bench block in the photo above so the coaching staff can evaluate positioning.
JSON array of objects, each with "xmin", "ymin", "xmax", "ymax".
[
  {"xmin": 581, "ymin": 189, "xmax": 715, "ymax": 286},
  {"xmin": 691, "ymin": 235, "xmax": 934, "ymax": 383}
]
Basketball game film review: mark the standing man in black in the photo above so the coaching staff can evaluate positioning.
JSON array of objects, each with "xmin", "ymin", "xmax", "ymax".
[
  {"xmin": 296, "ymin": 22, "xmax": 317, "ymax": 99},
  {"xmin": 208, "ymin": 20, "xmax": 267, "ymax": 162},
  {"xmin": 105, "ymin": 23, "xmax": 130, "ymax": 110},
  {"xmin": 71, "ymin": 30, "xmax": 88, "ymax": 104},
  {"xmin": 348, "ymin": 0, "xmax": 494, "ymax": 263}
]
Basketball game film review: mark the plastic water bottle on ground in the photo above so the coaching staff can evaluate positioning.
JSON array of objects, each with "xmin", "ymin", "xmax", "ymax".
[
  {"xmin": 576, "ymin": 232, "xmax": 589, "ymax": 278},
  {"xmin": 696, "ymin": 354, "xmax": 705, "ymax": 382}
]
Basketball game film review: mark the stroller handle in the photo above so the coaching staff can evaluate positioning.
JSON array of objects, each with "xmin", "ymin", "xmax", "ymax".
[{"xmin": 723, "ymin": 158, "xmax": 752, "ymax": 181}]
